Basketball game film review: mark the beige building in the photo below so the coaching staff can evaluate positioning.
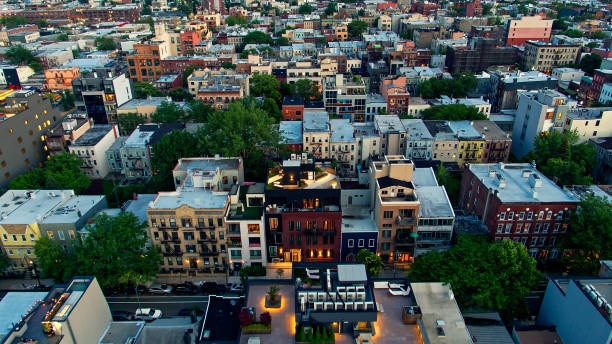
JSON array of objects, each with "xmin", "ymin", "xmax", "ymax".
[
  {"xmin": 369, "ymin": 156, "xmax": 420, "ymax": 263},
  {"xmin": 147, "ymin": 157, "xmax": 244, "ymax": 278},
  {"xmin": 117, "ymin": 96, "xmax": 186, "ymax": 124},
  {"xmin": 565, "ymin": 107, "xmax": 612, "ymax": 143},
  {"xmin": 374, "ymin": 115, "xmax": 407, "ymax": 156},
  {"xmin": 523, "ymin": 41, "xmax": 580, "ymax": 74},
  {"xmin": 68, "ymin": 124, "xmax": 120, "ymax": 179},
  {"xmin": 423, "ymin": 120, "xmax": 458, "ymax": 162},
  {"xmin": 378, "ymin": 15, "xmax": 392, "ymax": 31},
  {"xmin": 303, "ymin": 111, "xmax": 331, "ymax": 159}
]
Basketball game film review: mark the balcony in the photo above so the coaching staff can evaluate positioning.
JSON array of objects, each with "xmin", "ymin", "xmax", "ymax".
[
  {"xmin": 198, "ymin": 238, "xmax": 217, "ymax": 243},
  {"xmin": 200, "ymin": 251, "xmax": 219, "ymax": 257},
  {"xmin": 227, "ymin": 240, "xmax": 242, "ymax": 248},
  {"xmin": 161, "ymin": 238, "xmax": 182, "ymax": 244},
  {"xmin": 396, "ymin": 216, "xmax": 416, "ymax": 227},
  {"xmin": 395, "ymin": 234, "xmax": 417, "ymax": 245},
  {"xmin": 163, "ymin": 250, "xmax": 182, "ymax": 256}
]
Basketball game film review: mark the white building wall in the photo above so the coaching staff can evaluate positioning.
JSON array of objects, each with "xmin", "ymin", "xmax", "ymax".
[{"xmin": 69, "ymin": 127, "xmax": 118, "ymax": 179}]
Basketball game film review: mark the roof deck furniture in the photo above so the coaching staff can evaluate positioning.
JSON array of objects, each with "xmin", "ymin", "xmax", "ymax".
[{"xmin": 388, "ymin": 284, "xmax": 411, "ymax": 296}]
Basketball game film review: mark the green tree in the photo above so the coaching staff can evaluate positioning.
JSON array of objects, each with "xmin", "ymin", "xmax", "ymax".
[
  {"xmin": 250, "ymin": 73, "xmax": 281, "ymax": 103},
  {"xmin": 356, "ymin": 249, "xmax": 384, "ymax": 276},
  {"xmin": 35, "ymin": 237, "xmax": 73, "ymax": 282},
  {"xmin": 221, "ymin": 61, "xmax": 237, "ymax": 69},
  {"xmin": 561, "ymin": 195, "xmax": 612, "ymax": 275},
  {"xmin": 186, "ymin": 99, "xmax": 213, "ymax": 123},
  {"xmin": 134, "ymin": 82, "xmax": 164, "ymax": 99},
  {"xmin": 94, "ymin": 36, "xmax": 117, "ymax": 51},
  {"xmin": 60, "ymin": 90, "xmax": 75, "ymax": 111},
  {"xmin": 298, "ymin": 3, "xmax": 313, "ymax": 14},
  {"xmin": 168, "ymin": 87, "xmax": 193, "ymax": 102},
  {"xmin": 243, "ymin": 31, "xmax": 273, "ymax": 45},
  {"xmin": 418, "ymin": 74, "xmax": 478, "ymax": 99},
  {"xmin": 37, "ymin": 19, "xmax": 47, "ymax": 28},
  {"xmin": 117, "ymin": 112, "xmax": 145, "ymax": 135},
  {"xmin": 590, "ymin": 31, "xmax": 606, "ymax": 39},
  {"xmin": 578, "ymin": 53, "xmax": 602, "ymax": 75},
  {"xmin": 294, "ymin": 79, "xmax": 320, "ymax": 100},
  {"xmin": 262, "ymin": 97, "xmax": 281, "ymax": 122},
  {"xmin": 5, "ymin": 46, "xmax": 39, "ymax": 67},
  {"xmin": 324, "ymin": 1, "xmax": 337, "ymax": 16},
  {"xmin": 182, "ymin": 66, "xmax": 196, "ymax": 88},
  {"xmin": 357, "ymin": 8, "xmax": 365, "ymax": 17},
  {"xmin": 561, "ymin": 29, "xmax": 583, "ymax": 38},
  {"xmin": 0, "ymin": 252, "xmax": 10, "ymax": 274},
  {"xmin": 226, "ymin": 16, "xmax": 247, "ymax": 26},
  {"xmin": 150, "ymin": 130, "xmax": 200, "ymax": 190},
  {"xmin": 275, "ymin": 37, "xmax": 290, "ymax": 46},
  {"xmin": 552, "ymin": 19, "xmax": 569, "ymax": 31},
  {"xmin": 435, "ymin": 163, "xmax": 460, "ymax": 206},
  {"xmin": 9, "ymin": 153, "xmax": 91, "ymax": 193},
  {"xmin": 409, "ymin": 235, "xmax": 542, "ymax": 321},
  {"xmin": 56, "ymin": 33, "xmax": 69, "ymax": 42},
  {"xmin": 141, "ymin": 6, "xmax": 152, "ymax": 15},
  {"xmin": 421, "ymin": 104, "xmax": 488, "ymax": 121},
  {"xmin": 151, "ymin": 101, "xmax": 187, "ymax": 123},
  {"xmin": 0, "ymin": 16, "xmax": 27, "ymax": 28},
  {"xmin": 347, "ymin": 20, "xmax": 368, "ymax": 40}
]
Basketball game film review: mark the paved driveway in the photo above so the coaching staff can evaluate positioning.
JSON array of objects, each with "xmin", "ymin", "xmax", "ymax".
[{"xmin": 240, "ymin": 284, "xmax": 296, "ymax": 344}]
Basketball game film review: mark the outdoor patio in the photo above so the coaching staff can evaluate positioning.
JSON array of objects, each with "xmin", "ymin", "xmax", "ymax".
[
  {"xmin": 371, "ymin": 288, "xmax": 421, "ymax": 343},
  {"xmin": 240, "ymin": 283, "xmax": 296, "ymax": 344}
]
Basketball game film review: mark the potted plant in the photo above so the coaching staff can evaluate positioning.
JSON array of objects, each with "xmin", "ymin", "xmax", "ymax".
[{"xmin": 265, "ymin": 285, "xmax": 282, "ymax": 308}]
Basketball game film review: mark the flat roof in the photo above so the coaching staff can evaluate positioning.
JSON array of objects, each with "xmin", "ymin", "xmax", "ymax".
[
  {"xmin": 0, "ymin": 190, "xmax": 73, "ymax": 226},
  {"xmin": 118, "ymin": 97, "xmax": 186, "ymax": 111},
  {"xmin": 330, "ymin": 119, "xmax": 354, "ymax": 143},
  {"xmin": 150, "ymin": 189, "xmax": 228, "ymax": 210},
  {"xmin": 337, "ymin": 264, "xmax": 367, "ymax": 283},
  {"xmin": 174, "ymin": 157, "xmax": 241, "ymax": 173},
  {"xmin": 352, "ymin": 122, "xmax": 378, "ymax": 137},
  {"xmin": 341, "ymin": 216, "xmax": 378, "ymax": 233},
  {"xmin": 411, "ymin": 282, "xmax": 472, "ymax": 344},
  {"xmin": 71, "ymin": 124, "xmax": 113, "ymax": 147},
  {"xmin": 122, "ymin": 194, "xmax": 157, "ymax": 223},
  {"xmin": 0, "ymin": 291, "xmax": 48, "ymax": 338},
  {"xmin": 200, "ymin": 296, "xmax": 244, "ymax": 342},
  {"xmin": 99, "ymin": 321, "xmax": 144, "ymax": 344},
  {"xmin": 470, "ymin": 120, "xmax": 509, "ymax": 140},
  {"xmin": 303, "ymin": 111, "xmax": 329, "ymax": 132},
  {"xmin": 279, "ymin": 121, "xmax": 303, "ymax": 145},
  {"xmin": 415, "ymin": 186, "xmax": 454, "ymax": 219},
  {"xmin": 402, "ymin": 119, "xmax": 434, "ymax": 140},
  {"xmin": 412, "ymin": 167, "xmax": 438, "ymax": 187},
  {"xmin": 40, "ymin": 195, "xmax": 105, "ymax": 224},
  {"xmin": 375, "ymin": 115, "xmax": 405, "ymax": 133},
  {"xmin": 468, "ymin": 163, "xmax": 580, "ymax": 204},
  {"xmin": 448, "ymin": 121, "xmax": 483, "ymax": 140}
]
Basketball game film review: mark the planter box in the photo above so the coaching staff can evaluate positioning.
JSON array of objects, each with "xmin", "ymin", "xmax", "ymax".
[
  {"xmin": 242, "ymin": 328, "xmax": 272, "ymax": 334},
  {"xmin": 265, "ymin": 295, "xmax": 282, "ymax": 308}
]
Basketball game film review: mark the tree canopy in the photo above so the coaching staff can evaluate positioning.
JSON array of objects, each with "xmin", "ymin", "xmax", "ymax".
[
  {"xmin": 226, "ymin": 16, "xmax": 247, "ymax": 26},
  {"xmin": 417, "ymin": 74, "xmax": 478, "ymax": 99},
  {"xmin": 35, "ymin": 212, "xmax": 161, "ymax": 288},
  {"xmin": 0, "ymin": 16, "xmax": 27, "ymax": 28},
  {"xmin": 134, "ymin": 82, "xmax": 164, "ymax": 99},
  {"xmin": 243, "ymin": 31, "xmax": 273, "ymax": 45},
  {"xmin": 561, "ymin": 195, "xmax": 612, "ymax": 275},
  {"xmin": 168, "ymin": 87, "xmax": 193, "ymax": 102},
  {"xmin": 117, "ymin": 112, "xmax": 145, "ymax": 135},
  {"xmin": 298, "ymin": 3, "xmax": 314, "ymax": 14},
  {"xmin": 9, "ymin": 153, "xmax": 91, "ymax": 194},
  {"xmin": 356, "ymin": 249, "xmax": 383, "ymax": 276},
  {"xmin": 94, "ymin": 36, "xmax": 117, "ymax": 51},
  {"xmin": 409, "ymin": 235, "xmax": 542, "ymax": 320},
  {"xmin": 347, "ymin": 20, "xmax": 368, "ymax": 40},
  {"xmin": 325, "ymin": 2, "xmax": 337, "ymax": 16},
  {"xmin": 524, "ymin": 130, "xmax": 595, "ymax": 186},
  {"xmin": 578, "ymin": 53, "xmax": 602, "ymax": 75},
  {"xmin": 151, "ymin": 101, "xmax": 189, "ymax": 123},
  {"xmin": 250, "ymin": 73, "xmax": 281, "ymax": 103},
  {"xmin": 5, "ymin": 45, "xmax": 42, "ymax": 72},
  {"xmin": 150, "ymin": 130, "xmax": 200, "ymax": 190},
  {"xmin": 421, "ymin": 104, "xmax": 488, "ymax": 121}
]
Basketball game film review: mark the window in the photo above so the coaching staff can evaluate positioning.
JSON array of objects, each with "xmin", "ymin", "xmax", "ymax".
[
  {"xmin": 543, "ymin": 223, "xmax": 549, "ymax": 233},
  {"xmin": 538, "ymin": 211, "xmax": 544, "ymax": 220},
  {"xmin": 508, "ymin": 211, "xmax": 514, "ymax": 220},
  {"xmin": 248, "ymin": 224, "xmax": 260, "ymax": 234},
  {"xmin": 231, "ymin": 250, "xmax": 241, "ymax": 258},
  {"xmin": 516, "ymin": 224, "xmax": 523, "ymax": 233},
  {"xmin": 169, "ymin": 218, "xmax": 176, "ymax": 227},
  {"xmin": 381, "ymin": 242, "xmax": 390, "ymax": 251},
  {"xmin": 531, "ymin": 237, "xmax": 537, "ymax": 246},
  {"xmin": 383, "ymin": 211, "xmax": 393, "ymax": 219},
  {"xmin": 250, "ymin": 250, "xmax": 262, "ymax": 258},
  {"xmin": 505, "ymin": 224, "xmax": 511, "ymax": 233},
  {"xmin": 248, "ymin": 237, "xmax": 261, "ymax": 246},
  {"xmin": 553, "ymin": 223, "xmax": 560, "ymax": 232},
  {"xmin": 496, "ymin": 224, "xmax": 503, "ymax": 233},
  {"xmin": 519, "ymin": 212, "xmax": 525, "ymax": 220},
  {"xmin": 348, "ymin": 239, "xmax": 354, "ymax": 248},
  {"xmin": 358, "ymin": 239, "xmax": 364, "ymax": 247},
  {"xmin": 535, "ymin": 223, "xmax": 541, "ymax": 233},
  {"xmin": 527, "ymin": 212, "xmax": 533, "ymax": 220},
  {"xmin": 524, "ymin": 223, "xmax": 531, "ymax": 233},
  {"xmin": 546, "ymin": 211, "xmax": 552, "ymax": 220},
  {"xmin": 58, "ymin": 231, "xmax": 65, "ymax": 240},
  {"xmin": 500, "ymin": 212, "xmax": 506, "ymax": 220},
  {"xmin": 368, "ymin": 239, "xmax": 375, "ymax": 247},
  {"xmin": 2, "ymin": 234, "xmax": 6, "ymax": 241},
  {"xmin": 381, "ymin": 230, "xmax": 391, "ymax": 238},
  {"xmin": 151, "ymin": 218, "xmax": 157, "ymax": 227},
  {"xmin": 217, "ymin": 218, "xmax": 223, "ymax": 227}
]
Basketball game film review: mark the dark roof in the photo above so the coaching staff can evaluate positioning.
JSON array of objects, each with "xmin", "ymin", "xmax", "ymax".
[
  {"xmin": 283, "ymin": 96, "xmax": 304, "ymax": 106},
  {"xmin": 377, "ymin": 176, "xmax": 414, "ymax": 189},
  {"xmin": 591, "ymin": 137, "xmax": 612, "ymax": 150},
  {"xmin": 304, "ymin": 100, "xmax": 324, "ymax": 109},
  {"xmin": 199, "ymin": 296, "xmax": 244, "ymax": 342},
  {"xmin": 463, "ymin": 312, "xmax": 514, "ymax": 344},
  {"xmin": 423, "ymin": 120, "xmax": 453, "ymax": 135},
  {"xmin": 272, "ymin": 68, "xmax": 287, "ymax": 77},
  {"xmin": 148, "ymin": 123, "xmax": 185, "ymax": 145}
]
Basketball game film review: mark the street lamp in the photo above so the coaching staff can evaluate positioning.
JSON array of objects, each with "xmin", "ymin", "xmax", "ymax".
[{"xmin": 29, "ymin": 260, "xmax": 41, "ymax": 286}]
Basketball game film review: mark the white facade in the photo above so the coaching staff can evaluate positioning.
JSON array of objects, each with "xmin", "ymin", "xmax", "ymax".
[
  {"xmin": 565, "ymin": 108, "xmax": 612, "ymax": 143},
  {"xmin": 111, "ymin": 73, "xmax": 133, "ymax": 108},
  {"xmin": 69, "ymin": 125, "xmax": 119, "ymax": 179},
  {"xmin": 599, "ymin": 83, "xmax": 612, "ymax": 105}
]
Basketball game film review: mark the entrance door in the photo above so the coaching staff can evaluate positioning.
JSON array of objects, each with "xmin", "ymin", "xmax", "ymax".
[
  {"xmin": 291, "ymin": 249, "xmax": 301, "ymax": 262},
  {"xmin": 189, "ymin": 258, "xmax": 198, "ymax": 269}
]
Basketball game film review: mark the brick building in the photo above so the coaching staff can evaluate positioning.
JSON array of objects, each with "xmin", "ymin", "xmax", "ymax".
[
  {"xmin": 380, "ymin": 76, "xmax": 410, "ymax": 116},
  {"xmin": 282, "ymin": 96, "xmax": 304, "ymax": 121},
  {"xmin": 505, "ymin": 15, "xmax": 553, "ymax": 46},
  {"xmin": 179, "ymin": 30, "xmax": 202, "ymax": 55},
  {"xmin": 45, "ymin": 67, "xmax": 81, "ymax": 91},
  {"xmin": 126, "ymin": 41, "xmax": 170, "ymax": 83},
  {"xmin": 446, "ymin": 38, "xmax": 518, "ymax": 74},
  {"xmin": 459, "ymin": 162, "xmax": 580, "ymax": 260},
  {"xmin": 470, "ymin": 120, "xmax": 512, "ymax": 163}
]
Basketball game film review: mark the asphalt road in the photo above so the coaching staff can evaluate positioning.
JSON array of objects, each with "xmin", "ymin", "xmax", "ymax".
[{"xmin": 106, "ymin": 295, "xmax": 210, "ymax": 316}]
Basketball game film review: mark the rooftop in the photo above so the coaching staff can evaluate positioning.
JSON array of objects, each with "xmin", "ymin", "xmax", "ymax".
[
  {"xmin": 415, "ymin": 186, "xmax": 454, "ymax": 219},
  {"xmin": 283, "ymin": 95, "xmax": 304, "ymax": 106},
  {"xmin": 199, "ymin": 296, "xmax": 244, "ymax": 342},
  {"xmin": 279, "ymin": 121, "xmax": 303, "ymax": 145},
  {"xmin": 150, "ymin": 189, "xmax": 228, "ymax": 210},
  {"xmin": 402, "ymin": 119, "xmax": 434, "ymax": 141},
  {"xmin": 470, "ymin": 120, "xmax": 510, "ymax": 141},
  {"xmin": 117, "ymin": 97, "xmax": 186, "ymax": 111},
  {"xmin": 337, "ymin": 264, "xmax": 368, "ymax": 283},
  {"xmin": 423, "ymin": 120, "xmax": 457, "ymax": 140},
  {"xmin": 173, "ymin": 157, "xmax": 241, "ymax": 173},
  {"xmin": 448, "ymin": 121, "xmax": 483, "ymax": 140},
  {"xmin": 330, "ymin": 119, "xmax": 354, "ymax": 143},
  {"xmin": 412, "ymin": 167, "xmax": 438, "ymax": 187},
  {"xmin": 124, "ymin": 123, "xmax": 184, "ymax": 148},
  {"xmin": 122, "ymin": 194, "xmax": 157, "ymax": 223},
  {"xmin": 39, "ymin": 195, "xmax": 105, "ymax": 224},
  {"xmin": 375, "ymin": 115, "xmax": 405, "ymax": 133},
  {"xmin": 468, "ymin": 163, "xmax": 580, "ymax": 204},
  {"xmin": 0, "ymin": 291, "xmax": 48, "ymax": 340},
  {"xmin": 0, "ymin": 190, "xmax": 74, "ymax": 226},
  {"xmin": 340, "ymin": 216, "xmax": 378, "ymax": 233},
  {"xmin": 70, "ymin": 124, "xmax": 114, "ymax": 147},
  {"xmin": 99, "ymin": 321, "xmax": 144, "ymax": 344},
  {"xmin": 303, "ymin": 111, "xmax": 329, "ymax": 132},
  {"xmin": 567, "ymin": 107, "xmax": 612, "ymax": 120},
  {"xmin": 411, "ymin": 282, "xmax": 472, "ymax": 344}
]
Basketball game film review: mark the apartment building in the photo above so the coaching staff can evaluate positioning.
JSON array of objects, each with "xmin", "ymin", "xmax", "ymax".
[
  {"xmin": 225, "ymin": 183, "xmax": 267, "ymax": 271},
  {"xmin": 188, "ymin": 69, "xmax": 249, "ymax": 110},
  {"xmin": 303, "ymin": 111, "xmax": 331, "ymax": 159},
  {"xmin": 402, "ymin": 119, "xmax": 433, "ymax": 161},
  {"xmin": 505, "ymin": 15, "xmax": 553, "ymax": 46},
  {"xmin": 429, "ymin": 95, "xmax": 491, "ymax": 117},
  {"xmin": 330, "ymin": 119, "xmax": 358, "ymax": 176},
  {"xmin": 126, "ymin": 40, "xmax": 170, "ymax": 83},
  {"xmin": 68, "ymin": 124, "xmax": 120, "ymax": 179},
  {"xmin": 365, "ymin": 93, "xmax": 387, "ymax": 121},
  {"xmin": 459, "ymin": 162, "xmax": 580, "ymax": 260},
  {"xmin": 120, "ymin": 123, "xmax": 185, "ymax": 181},
  {"xmin": 179, "ymin": 30, "xmax": 202, "ymax": 55},
  {"xmin": 282, "ymin": 96, "xmax": 304, "ymax": 121},
  {"xmin": 585, "ymin": 69, "xmax": 612, "ymax": 102},
  {"xmin": 0, "ymin": 91, "xmax": 65, "ymax": 188},
  {"xmin": 511, "ymin": 89, "xmax": 574, "ymax": 158},
  {"xmin": 265, "ymin": 157, "xmax": 342, "ymax": 262},
  {"xmin": 0, "ymin": 190, "xmax": 106, "ymax": 272},
  {"xmin": 523, "ymin": 41, "xmax": 580, "ymax": 74},
  {"xmin": 380, "ymin": 76, "xmax": 410, "ymax": 116},
  {"xmin": 45, "ymin": 115, "xmax": 93, "ymax": 155},
  {"xmin": 446, "ymin": 38, "xmax": 518, "ymax": 74},
  {"xmin": 323, "ymin": 74, "xmax": 366, "ymax": 122},
  {"xmin": 72, "ymin": 70, "xmax": 133, "ymax": 124},
  {"xmin": 147, "ymin": 157, "xmax": 243, "ymax": 277},
  {"xmin": 353, "ymin": 122, "xmax": 381, "ymax": 170},
  {"xmin": 423, "ymin": 120, "xmax": 458, "ymax": 163},
  {"xmin": 44, "ymin": 67, "xmax": 81, "ymax": 91},
  {"xmin": 374, "ymin": 115, "xmax": 406, "ymax": 156},
  {"xmin": 369, "ymin": 156, "xmax": 420, "ymax": 263},
  {"xmin": 117, "ymin": 97, "xmax": 187, "ymax": 125},
  {"xmin": 448, "ymin": 121, "xmax": 485, "ymax": 166},
  {"xmin": 471, "ymin": 120, "xmax": 512, "ymax": 163},
  {"xmin": 590, "ymin": 137, "xmax": 612, "ymax": 184},
  {"xmin": 489, "ymin": 70, "xmax": 558, "ymax": 111},
  {"xmin": 565, "ymin": 107, "xmax": 612, "ymax": 143}
]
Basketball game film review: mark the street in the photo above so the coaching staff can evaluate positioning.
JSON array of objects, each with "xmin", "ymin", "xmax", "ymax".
[{"xmin": 106, "ymin": 295, "xmax": 210, "ymax": 316}]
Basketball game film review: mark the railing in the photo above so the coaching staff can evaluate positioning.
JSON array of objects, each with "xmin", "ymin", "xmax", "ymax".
[
  {"xmin": 163, "ymin": 250, "xmax": 182, "ymax": 256},
  {"xmin": 198, "ymin": 238, "xmax": 217, "ymax": 243},
  {"xmin": 200, "ymin": 251, "xmax": 219, "ymax": 257},
  {"xmin": 396, "ymin": 217, "xmax": 416, "ymax": 226}
]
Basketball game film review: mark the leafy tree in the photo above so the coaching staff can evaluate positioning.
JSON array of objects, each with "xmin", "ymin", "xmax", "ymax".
[
  {"xmin": 357, "ymin": 8, "xmax": 365, "ymax": 17},
  {"xmin": 221, "ymin": 61, "xmax": 237, "ymax": 69},
  {"xmin": 9, "ymin": 153, "xmax": 91, "ymax": 194},
  {"xmin": 117, "ymin": 112, "xmax": 145, "ymax": 135},
  {"xmin": 421, "ymin": 104, "xmax": 488, "ymax": 121},
  {"xmin": 94, "ymin": 36, "xmax": 117, "ymax": 51},
  {"xmin": 0, "ymin": 16, "xmax": 27, "ymax": 28},
  {"xmin": 182, "ymin": 66, "xmax": 196, "ymax": 88},
  {"xmin": 561, "ymin": 29, "xmax": 583, "ymax": 38},
  {"xmin": 524, "ymin": 130, "xmax": 595, "ymax": 186},
  {"xmin": 151, "ymin": 101, "xmax": 187, "ymax": 123},
  {"xmin": 552, "ymin": 19, "xmax": 569, "ymax": 31},
  {"xmin": 294, "ymin": 78, "xmax": 320, "ymax": 100},
  {"xmin": 150, "ymin": 130, "xmax": 200, "ymax": 190},
  {"xmin": 435, "ymin": 163, "xmax": 460, "ymax": 206},
  {"xmin": 226, "ymin": 16, "xmax": 247, "ymax": 26},
  {"xmin": 134, "ymin": 82, "xmax": 164, "ymax": 99},
  {"xmin": 356, "ymin": 249, "xmax": 384, "ymax": 276},
  {"xmin": 0, "ymin": 252, "xmax": 10, "ymax": 274},
  {"xmin": 324, "ymin": 2, "xmax": 337, "ymax": 16},
  {"xmin": 168, "ymin": 87, "xmax": 193, "ymax": 102},
  {"xmin": 298, "ymin": 3, "xmax": 313, "ymax": 14},
  {"xmin": 60, "ymin": 90, "xmax": 75, "ymax": 111},
  {"xmin": 56, "ymin": 33, "xmax": 69, "ymax": 42},
  {"xmin": 409, "ymin": 235, "xmax": 542, "ymax": 321},
  {"xmin": 250, "ymin": 73, "xmax": 281, "ymax": 103},
  {"xmin": 262, "ymin": 97, "xmax": 281, "ymax": 122},
  {"xmin": 37, "ymin": 19, "xmax": 47, "ymax": 28},
  {"xmin": 5, "ymin": 46, "xmax": 40, "ymax": 70},
  {"xmin": 578, "ymin": 53, "xmax": 602, "ymax": 75},
  {"xmin": 243, "ymin": 31, "xmax": 273, "ymax": 45},
  {"xmin": 186, "ymin": 99, "xmax": 213, "ymax": 123},
  {"xmin": 275, "ymin": 37, "xmax": 290, "ymax": 46},
  {"xmin": 36, "ymin": 213, "xmax": 161, "ymax": 288},
  {"xmin": 417, "ymin": 74, "xmax": 478, "ymax": 98},
  {"xmin": 347, "ymin": 20, "xmax": 368, "ymax": 40},
  {"xmin": 590, "ymin": 31, "xmax": 606, "ymax": 39},
  {"xmin": 561, "ymin": 195, "xmax": 612, "ymax": 275},
  {"xmin": 141, "ymin": 6, "xmax": 152, "ymax": 15},
  {"xmin": 136, "ymin": 17, "xmax": 155, "ymax": 31}
]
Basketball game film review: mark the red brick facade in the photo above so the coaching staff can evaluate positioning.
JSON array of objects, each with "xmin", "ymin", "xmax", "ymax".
[{"xmin": 280, "ymin": 212, "xmax": 342, "ymax": 262}]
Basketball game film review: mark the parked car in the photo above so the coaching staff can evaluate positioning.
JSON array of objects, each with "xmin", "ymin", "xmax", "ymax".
[
  {"xmin": 148, "ymin": 284, "xmax": 172, "ymax": 295},
  {"xmin": 174, "ymin": 283, "xmax": 199, "ymax": 295},
  {"xmin": 134, "ymin": 308, "xmax": 162, "ymax": 321},
  {"xmin": 200, "ymin": 282, "xmax": 219, "ymax": 294},
  {"xmin": 112, "ymin": 311, "xmax": 134, "ymax": 321}
]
